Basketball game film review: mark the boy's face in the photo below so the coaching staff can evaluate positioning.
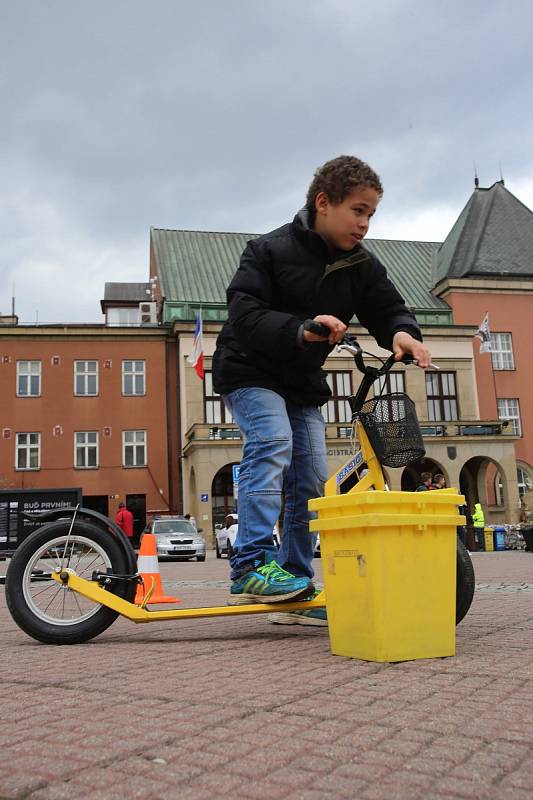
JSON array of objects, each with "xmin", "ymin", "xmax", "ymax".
[{"xmin": 314, "ymin": 186, "xmax": 380, "ymax": 251}]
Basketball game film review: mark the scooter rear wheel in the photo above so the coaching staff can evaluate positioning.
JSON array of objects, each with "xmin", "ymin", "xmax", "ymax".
[{"xmin": 6, "ymin": 519, "xmax": 136, "ymax": 645}]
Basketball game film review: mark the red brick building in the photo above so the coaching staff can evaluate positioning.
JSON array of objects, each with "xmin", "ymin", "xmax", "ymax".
[
  {"xmin": 0, "ymin": 284, "xmax": 179, "ymax": 538},
  {"xmin": 433, "ymin": 181, "xmax": 533, "ymax": 504}
]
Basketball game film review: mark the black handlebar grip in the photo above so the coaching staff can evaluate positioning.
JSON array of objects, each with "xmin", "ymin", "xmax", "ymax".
[{"xmin": 304, "ymin": 319, "xmax": 331, "ymax": 338}]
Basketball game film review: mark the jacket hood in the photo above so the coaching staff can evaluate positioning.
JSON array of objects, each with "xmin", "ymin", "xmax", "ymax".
[{"xmin": 474, "ymin": 503, "xmax": 482, "ymax": 511}]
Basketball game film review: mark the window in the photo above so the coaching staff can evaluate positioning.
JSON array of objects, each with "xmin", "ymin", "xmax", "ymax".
[
  {"xmin": 17, "ymin": 361, "xmax": 41, "ymax": 397},
  {"xmin": 426, "ymin": 371, "xmax": 458, "ymax": 421},
  {"xmin": 490, "ymin": 333, "xmax": 514, "ymax": 370},
  {"xmin": 204, "ymin": 371, "xmax": 233, "ymax": 423},
  {"xmin": 74, "ymin": 361, "xmax": 98, "ymax": 395},
  {"xmin": 517, "ymin": 467, "xmax": 532, "ymax": 497},
  {"xmin": 75, "ymin": 431, "xmax": 99, "ymax": 468},
  {"xmin": 322, "ymin": 372, "xmax": 352, "ymax": 423},
  {"xmin": 122, "ymin": 360, "xmax": 145, "ymax": 395},
  {"xmin": 16, "ymin": 432, "xmax": 40, "ymax": 470},
  {"xmin": 107, "ymin": 307, "xmax": 141, "ymax": 326},
  {"xmin": 497, "ymin": 398, "xmax": 521, "ymax": 436},
  {"xmin": 123, "ymin": 430, "xmax": 146, "ymax": 467},
  {"xmin": 372, "ymin": 372, "xmax": 408, "ymax": 427},
  {"xmin": 373, "ymin": 371, "xmax": 405, "ymax": 396}
]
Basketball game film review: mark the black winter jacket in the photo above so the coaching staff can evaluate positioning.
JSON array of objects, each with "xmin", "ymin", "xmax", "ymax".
[{"xmin": 212, "ymin": 211, "xmax": 421, "ymax": 406}]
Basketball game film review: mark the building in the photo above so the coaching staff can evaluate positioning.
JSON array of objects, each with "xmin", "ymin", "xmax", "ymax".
[
  {"xmin": 0, "ymin": 283, "xmax": 177, "ymax": 539},
  {"xmin": 433, "ymin": 180, "xmax": 533, "ymax": 503}
]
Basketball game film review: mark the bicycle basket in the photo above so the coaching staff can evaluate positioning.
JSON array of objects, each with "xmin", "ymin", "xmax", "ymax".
[{"xmin": 357, "ymin": 392, "xmax": 425, "ymax": 468}]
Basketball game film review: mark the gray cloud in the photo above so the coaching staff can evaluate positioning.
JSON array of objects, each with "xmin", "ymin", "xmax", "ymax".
[{"xmin": 1, "ymin": 0, "xmax": 532, "ymax": 322}]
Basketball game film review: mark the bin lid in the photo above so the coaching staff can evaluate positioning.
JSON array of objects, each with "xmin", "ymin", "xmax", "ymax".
[{"xmin": 309, "ymin": 489, "xmax": 465, "ymax": 514}]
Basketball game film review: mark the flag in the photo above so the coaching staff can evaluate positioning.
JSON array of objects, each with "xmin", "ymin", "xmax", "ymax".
[
  {"xmin": 187, "ymin": 312, "xmax": 204, "ymax": 379},
  {"xmin": 474, "ymin": 312, "xmax": 492, "ymax": 353}
]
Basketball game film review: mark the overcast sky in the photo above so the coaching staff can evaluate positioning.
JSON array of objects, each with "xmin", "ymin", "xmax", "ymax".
[{"xmin": 2, "ymin": 0, "xmax": 532, "ymax": 324}]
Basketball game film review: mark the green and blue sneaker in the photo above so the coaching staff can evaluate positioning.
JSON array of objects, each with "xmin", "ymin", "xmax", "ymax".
[
  {"xmin": 228, "ymin": 560, "xmax": 313, "ymax": 605},
  {"xmin": 268, "ymin": 588, "xmax": 327, "ymax": 627}
]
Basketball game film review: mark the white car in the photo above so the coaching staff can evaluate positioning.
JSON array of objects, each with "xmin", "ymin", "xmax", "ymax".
[{"xmin": 145, "ymin": 516, "xmax": 206, "ymax": 562}]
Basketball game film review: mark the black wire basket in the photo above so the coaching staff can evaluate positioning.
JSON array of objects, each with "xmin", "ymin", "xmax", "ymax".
[{"xmin": 357, "ymin": 392, "xmax": 425, "ymax": 468}]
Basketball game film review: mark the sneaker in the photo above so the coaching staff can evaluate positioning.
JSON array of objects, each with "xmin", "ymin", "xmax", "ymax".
[
  {"xmin": 228, "ymin": 560, "xmax": 313, "ymax": 605},
  {"xmin": 268, "ymin": 589, "xmax": 327, "ymax": 627}
]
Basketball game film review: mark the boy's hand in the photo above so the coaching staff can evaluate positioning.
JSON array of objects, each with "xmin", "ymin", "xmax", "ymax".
[
  {"xmin": 392, "ymin": 332, "xmax": 432, "ymax": 368},
  {"xmin": 303, "ymin": 315, "xmax": 347, "ymax": 345}
]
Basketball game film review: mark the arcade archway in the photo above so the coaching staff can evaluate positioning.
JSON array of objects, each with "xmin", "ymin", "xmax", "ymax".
[
  {"xmin": 211, "ymin": 463, "xmax": 238, "ymax": 529},
  {"xmin": 459, "ymin": 456, "xmax": 508, "ymax": 512}
]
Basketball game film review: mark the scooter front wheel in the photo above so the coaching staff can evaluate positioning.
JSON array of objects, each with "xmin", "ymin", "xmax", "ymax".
[{"xmin": 6, "ymin": 520, "xmax": 136, "ymax": 645}]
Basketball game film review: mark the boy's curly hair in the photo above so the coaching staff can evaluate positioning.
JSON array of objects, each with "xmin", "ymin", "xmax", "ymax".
[{"xmin": 305, "ymin": 155, "xmax": 383, "ymax": 221}]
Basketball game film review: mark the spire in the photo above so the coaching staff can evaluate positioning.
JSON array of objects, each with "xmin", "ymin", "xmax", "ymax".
[
  {"xmin": 473, "ymin": 161, "xmax": 479, "ymax": 188},
  {"xmin": 499, "ymin": 162, "xmax": 505, "ymax": 186}
]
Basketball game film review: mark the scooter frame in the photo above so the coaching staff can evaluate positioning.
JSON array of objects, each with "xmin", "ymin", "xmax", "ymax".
[{"xmin": 49, "ymin": 348, "xmax": 389, "ymax": 623}]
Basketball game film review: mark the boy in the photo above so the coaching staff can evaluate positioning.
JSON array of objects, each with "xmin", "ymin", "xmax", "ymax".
[
  {"xmin": 213, "ymin": 155, "xmax": 431, "ymax": 625},
  {"xmin": 415, "ymin": 472, "xmax": 434, "ymax": 492}
]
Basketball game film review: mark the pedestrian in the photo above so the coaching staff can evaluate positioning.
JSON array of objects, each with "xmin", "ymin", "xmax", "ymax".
[
  {"xmin": 184, "ymin": 512, "xmax": 197, "ymax": 529},
  {"xmin": 457, "ymin": 503, "xmax": 467, "ymax": 547},
  {"xmin": 432, "ymin": 473, "xmax": 446, "ymax": 490},
  {"xmin": 415, "ymin": 472, "xmax": 433, "ymax": 492},
  {"xmin": 224, "ymin": 514, "xmax": 239, "ymax": 555},
  {"xmin": 472, "ymin": 501, "xmax": 485, "ymax": 551},
  {"xmin": 116, "ymin": 501, "xmax": 134, "ymax": 546},
  {"xmin": 212, "ymin": 154, "xmax": 431, "ymax": 626},
  {"xmin": 463, "ymin": 504, "xmax": 475, "ymax": 552}
]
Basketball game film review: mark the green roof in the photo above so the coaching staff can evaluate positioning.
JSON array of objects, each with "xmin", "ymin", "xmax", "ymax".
[
  {"xmin": 434, "ymin": 181, "xmax": 533, "ymax": 284},
  {"xmin": 151, "ymin": 227, "xmax": 451, "ymax": 325}
]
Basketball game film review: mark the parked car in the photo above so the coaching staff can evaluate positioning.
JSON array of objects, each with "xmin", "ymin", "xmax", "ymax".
[{"xmin": 144, "ymin": 516, "xmax": 206, "ymax": 562}]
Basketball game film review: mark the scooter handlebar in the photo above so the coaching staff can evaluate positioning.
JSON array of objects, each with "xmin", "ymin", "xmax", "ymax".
[{"xmin": 303, "ymin": 319, "xmax": 331, "ymax": 338}]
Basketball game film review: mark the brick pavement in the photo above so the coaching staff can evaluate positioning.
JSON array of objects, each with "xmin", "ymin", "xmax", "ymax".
[{"xmin": 0, "ymin": 550, "xmax": 532, "ymax": 799}]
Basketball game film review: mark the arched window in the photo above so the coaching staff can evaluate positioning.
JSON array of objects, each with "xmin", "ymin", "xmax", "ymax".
[{"xmin": 517, "ymin": 466, "xmax": 532, "ymax": 497}]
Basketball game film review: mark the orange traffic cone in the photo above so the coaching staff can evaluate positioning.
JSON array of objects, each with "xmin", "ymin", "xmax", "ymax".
[{"xmin": 134, "ymin": 533, "xmax": 180, "ymax": 605}]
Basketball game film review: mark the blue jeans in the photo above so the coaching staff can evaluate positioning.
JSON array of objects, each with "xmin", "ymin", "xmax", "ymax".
[{"xmin": 223, "ymin": 388, "xmax": 328, "ymax": 580}]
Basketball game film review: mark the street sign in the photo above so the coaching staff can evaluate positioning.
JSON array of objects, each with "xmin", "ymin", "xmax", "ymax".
[
  {"xmin": 232, "ymin": 464, "xmax": 241, "ymax": 500},
  {"xmin": 200, "ymin": 493, "xmax": 209, "ymax": 502}
]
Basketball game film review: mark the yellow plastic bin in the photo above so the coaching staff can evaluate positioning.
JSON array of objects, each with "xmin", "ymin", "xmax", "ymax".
[
  {"xmin": 484, "ymin": 528, "xmax": 494, "ymax": 552},
  {"xmin": 309, "ymin": 489, "xmax": 465, "ymax": 663}
]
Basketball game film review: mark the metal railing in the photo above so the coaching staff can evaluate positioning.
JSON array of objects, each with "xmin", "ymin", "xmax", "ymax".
[{"xmin": 184, "ymin": 419, "xmax": 514, "ymax": 447}]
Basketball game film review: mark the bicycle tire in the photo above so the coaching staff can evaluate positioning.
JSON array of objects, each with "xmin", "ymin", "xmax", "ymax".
[
  {"xmin": 456, "ymin": 538, "xmax": 475, "ymax": 624},
  {"xmin": 6, "ymin": 519, "xmax": 136, "ymax": 645}
]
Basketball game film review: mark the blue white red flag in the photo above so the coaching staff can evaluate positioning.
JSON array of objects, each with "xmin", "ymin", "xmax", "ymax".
[{"xmin": 187, "ymin": 312, "xmax": 204, "ymax": 379}]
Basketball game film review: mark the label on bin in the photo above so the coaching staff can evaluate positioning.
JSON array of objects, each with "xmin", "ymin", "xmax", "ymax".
[{"xmin": 336, "ymin": 450, "xmax": 364, "ymax": 485}]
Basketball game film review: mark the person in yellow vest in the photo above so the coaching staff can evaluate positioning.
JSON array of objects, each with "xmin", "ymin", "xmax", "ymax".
[{"xmin": 472, "ymin": 502, "xmax": 485, "ymax": 551}]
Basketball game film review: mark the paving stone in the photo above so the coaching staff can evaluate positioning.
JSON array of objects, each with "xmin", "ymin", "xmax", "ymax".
[{"xmin": 0, "ymin": 552, "xmax": 532, "ymax": 800}]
